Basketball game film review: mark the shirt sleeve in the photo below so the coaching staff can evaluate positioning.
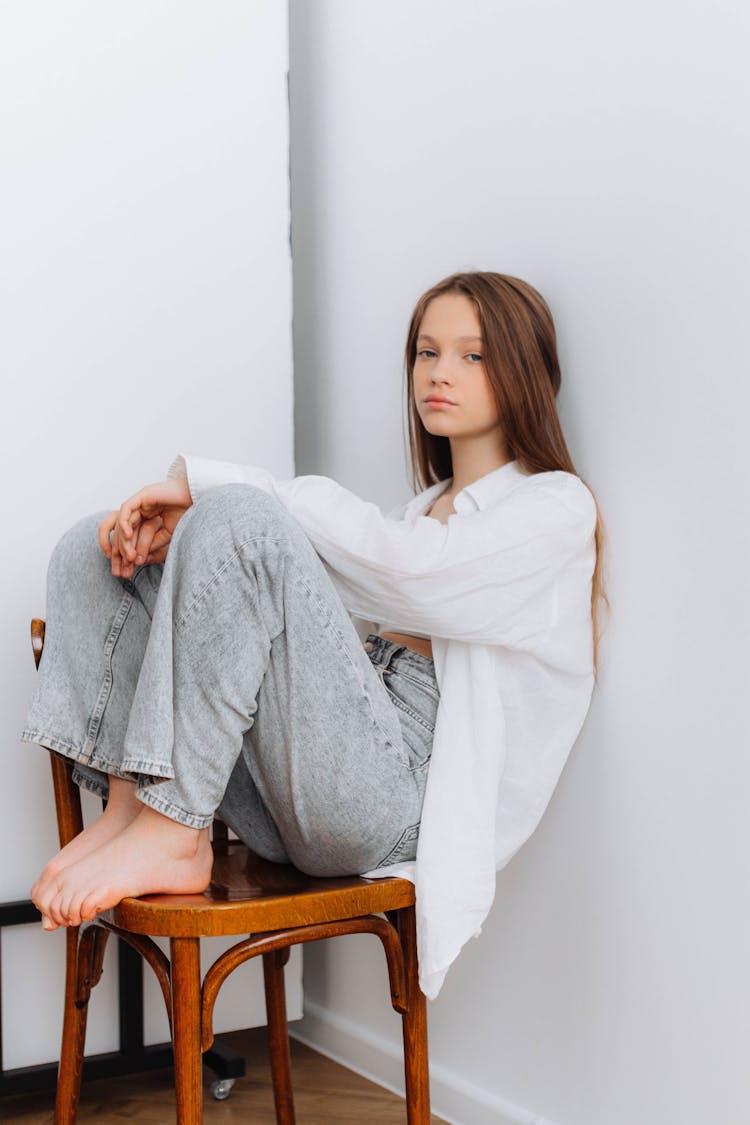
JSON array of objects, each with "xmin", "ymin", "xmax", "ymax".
[{"xmin": 167, "ymin": 452, "xmax": 596, "ymax": 646}]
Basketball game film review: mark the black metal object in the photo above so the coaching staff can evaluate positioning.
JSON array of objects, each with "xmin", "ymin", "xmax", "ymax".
[{"xmin": 0, "ymin": 899, "xmax": 246, "ymax": 1098}]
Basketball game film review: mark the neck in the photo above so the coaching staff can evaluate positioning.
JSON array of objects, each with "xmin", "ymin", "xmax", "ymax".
[{"xmin": 447, "ymin": 434, "xmax": 513, "ymax": 495}]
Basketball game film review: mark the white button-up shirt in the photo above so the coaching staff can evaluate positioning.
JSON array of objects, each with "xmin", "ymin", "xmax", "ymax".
[{"xmin": 167, "ymin": 452, "xmax": 597, "ymax": 999}]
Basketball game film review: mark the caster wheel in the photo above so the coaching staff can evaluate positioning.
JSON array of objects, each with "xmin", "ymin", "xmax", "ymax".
[{"xmin": 211, "ymin": 1078, "xmax": 235, "ymax": 1101}]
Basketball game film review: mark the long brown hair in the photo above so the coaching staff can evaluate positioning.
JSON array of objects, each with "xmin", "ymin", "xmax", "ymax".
[{"xmin": 404, "ymin": 271, "xmax": 608, "ymax": 677}]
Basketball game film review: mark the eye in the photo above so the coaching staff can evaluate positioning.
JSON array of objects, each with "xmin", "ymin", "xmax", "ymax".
[
  {"xmin": 466, "ymin": 352, "xmax": 483, "ymax": 363},
  {"xmin": 416, "ymin": 348, "xmax": 437, "ymax": 359}
]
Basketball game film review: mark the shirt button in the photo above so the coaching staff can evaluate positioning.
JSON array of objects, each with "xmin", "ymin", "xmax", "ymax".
[{"xmin": 364, "ymin": 640, "xmax": 375, "ymax": 652}]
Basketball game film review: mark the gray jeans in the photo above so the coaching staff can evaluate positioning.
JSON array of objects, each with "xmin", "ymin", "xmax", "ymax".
[{"xmin": 21, "ymin": 484, "xmax": 439, "ymax": 877}]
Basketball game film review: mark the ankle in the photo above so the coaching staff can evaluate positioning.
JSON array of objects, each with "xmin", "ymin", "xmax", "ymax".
[
  {"xmin": 136, "ymin": 805, "xmax": 210, "ymax": 857},
  {"xmin": 105, "ymin": 778, "xmax": 140, "ymax": 818},
  {"xmin": 173, "ymin": 823, "xmax": 208, "ymax": 859}
]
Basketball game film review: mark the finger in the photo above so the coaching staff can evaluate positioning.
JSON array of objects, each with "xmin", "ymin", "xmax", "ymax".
[
  {"xmin": 118, "ymin": 511, "xmax": 142, "ymax": 562},
  {"xmin": 117, "ymin": 489, "xmax": 151, "ymax": 552},
  {"xmin": 111, "ymin": 533, "xmax": 123, "ymax": 577},
  {"xmin": 98, "ymin": 511, "xmax": 119, "ymax": 559},
  {"xmin": 145, "ymin": 545, "xmax": 170, "ymax": 565},
  {"xmin": 117, "ymin": 550, "xmax": 135, "ymax": 579},
  {"xmin": 133, "ymin": 516, "xmax": 162, "ymax": 564},
  {"xmin": 119, "ymin": 532, "xmax": 137, "ymax": 577},
  {"xmin": 146, "ymin": 525, "xmax": 172, "ymax": 554}
]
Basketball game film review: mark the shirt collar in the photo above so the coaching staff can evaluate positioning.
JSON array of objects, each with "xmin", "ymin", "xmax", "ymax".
[
  {"xmin": 453, "ymin": 460, "xmax": 530, "ymax": 513},
  {"xmin": 413, "ymin": 460, "xmax": 529, "ymax": 516}
]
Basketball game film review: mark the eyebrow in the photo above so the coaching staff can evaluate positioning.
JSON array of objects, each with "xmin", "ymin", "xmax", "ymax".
[{"xmin": 417, "ymin": 334, "xmax": 483, "ymax": 344}]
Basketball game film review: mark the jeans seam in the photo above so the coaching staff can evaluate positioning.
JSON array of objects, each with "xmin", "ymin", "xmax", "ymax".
[
  {"xmin": 87, "ymin": 589, "xmax": 134, "ymax": 763},
  {"xmin": 383, "ymin": 689, "xmax": 436, "ymax": 736},
  {"xmin": 175, "ymin": 534, "xmax": 289, "ymax": 633},
  {"xmin": 87, "ymin": 759, "xmax": 135, "ymax": 781},
  {"xmin": 136, "ymin": 787, "xmax": 213, "ymax": 830},
  {"xmin": 119, "ymin": 757, "xmax": 175, "ymax": 778},
  {"xmin": 379, "ymin": 689, "xmax": 435, "ymax": 772},
  {"xmin": 294, "ymin": 571, "xmax": 400, "ymax": 755},
  {"xmin": 372, "ymin": 822, "xmax": 421, "ymax": 868},
  {"xmin": 390, "ymin": 668, "xmax": 440, "ymax": 698},
  {"xmin": 21, "ymin": 730, "xmax": 88, "ymax": 763}
]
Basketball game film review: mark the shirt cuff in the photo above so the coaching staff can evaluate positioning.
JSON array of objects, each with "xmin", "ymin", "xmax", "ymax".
[
  {"xmin": 166, "ymin": 452, "xmax": 278, "ymax": 506},
  {"xmin": 166, "ymin": 453, "xmax": 193, "ymax": 497}
]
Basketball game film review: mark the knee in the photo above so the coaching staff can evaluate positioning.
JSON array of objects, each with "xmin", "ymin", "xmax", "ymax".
[
  {"xmin": 179, "ymin": 484, "xmax": 292, "ymax": 548},
  {"xmin": 48, "ymin": 510, "xmax": 109, "ymax": 583}
]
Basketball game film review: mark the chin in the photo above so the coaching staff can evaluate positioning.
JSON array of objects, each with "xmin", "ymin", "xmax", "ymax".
[{"xmin": 419, "ymin": 414, "xmax": 452, "ymax": 432}]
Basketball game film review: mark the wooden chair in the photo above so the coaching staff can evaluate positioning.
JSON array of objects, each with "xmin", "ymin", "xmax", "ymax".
[{"xmin": 30, "ymin": 618, "xmax": 430, "ymax": 1124}]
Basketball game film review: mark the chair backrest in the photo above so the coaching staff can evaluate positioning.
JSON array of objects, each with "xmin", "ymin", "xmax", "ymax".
[{"xmin": 32, "ymin": 619, "xmax": 84, "ymax": 849}]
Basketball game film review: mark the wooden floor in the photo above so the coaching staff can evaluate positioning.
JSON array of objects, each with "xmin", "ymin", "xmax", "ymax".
[{"xmin": 1, "ymin": 1027, "xmax": 449, "ymax": 1124}]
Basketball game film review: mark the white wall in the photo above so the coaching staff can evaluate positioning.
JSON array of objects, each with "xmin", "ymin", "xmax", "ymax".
[
  {"xmin": 288, "ymin": 3, "xmax": 750, "ymax": 1124},
  {"xmin": 0, "ymin": 1, "xmax": 300, "ymax": 1069}
]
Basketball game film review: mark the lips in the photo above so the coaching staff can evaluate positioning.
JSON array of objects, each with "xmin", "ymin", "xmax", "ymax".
[{"xmin": 425, "ymin": 396, "xmax": 456, "ymax": 405}]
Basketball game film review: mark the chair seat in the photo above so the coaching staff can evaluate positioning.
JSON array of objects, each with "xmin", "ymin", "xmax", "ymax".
[{"xmin": 107, "ymin": 843, "xmax": 415, "ymax": 937}]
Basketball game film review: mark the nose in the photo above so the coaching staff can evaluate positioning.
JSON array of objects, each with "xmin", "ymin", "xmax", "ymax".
[{"xmin": 430, "ymin": 355, "xmax": 455, "ymax": 384}]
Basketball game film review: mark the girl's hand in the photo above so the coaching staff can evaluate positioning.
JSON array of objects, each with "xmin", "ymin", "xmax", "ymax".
[{"xmin": 98, "ymin": 478, "xmax": 193, "ymax": 578}]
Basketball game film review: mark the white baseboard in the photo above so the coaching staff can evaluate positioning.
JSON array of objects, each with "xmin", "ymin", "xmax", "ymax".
[{"xmin": 290, "ymin": 1000, "xmax": 556, "ymax": 1125}]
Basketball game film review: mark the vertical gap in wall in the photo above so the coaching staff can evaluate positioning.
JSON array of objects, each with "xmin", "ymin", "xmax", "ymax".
[
  {"xmin": 0, "ymin": 929, "xmax": 5, "ymax": 1075},
  {"xmin": 287, "ymin": 0, "xmax": 321, "ymax": 480},
  {"xmin": 286, "ymin": 50, "xmax": 296, "ymax": 479},
  {"xmin": 286, "ymin": 0, "xmax": 300, "ymax": 478}
]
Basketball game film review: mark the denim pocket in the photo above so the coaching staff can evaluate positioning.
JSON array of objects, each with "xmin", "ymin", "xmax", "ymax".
[
  {"xmin": 391, "ymin": 666, "xmax": 440, "ymax": 700},
  {"xmin": 377, "ymin": 664, "xmax": 437, "ymax": 771},
  {"xmin": 381, "ymin": 666, "xmax": 438, "ymax": 734}
]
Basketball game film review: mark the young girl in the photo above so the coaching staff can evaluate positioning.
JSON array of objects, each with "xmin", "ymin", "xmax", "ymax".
[{"xmin": 22, "ymin": 271, "xmax": 604, "ymax": 999}]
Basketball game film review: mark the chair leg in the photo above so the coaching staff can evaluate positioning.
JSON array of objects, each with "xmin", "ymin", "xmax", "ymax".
[
  {"xmin": 398, "ymin": 906, "xmax": 430, "ymax": 1124},
  {"xmin": 55, "ymin": 928, "xmax": 87, "ymax": 1125},
  {"xmin": 263, "ymin": 948, "xmax": 295, "ymax": 1124},
  {"xmin": 170, "ymin": 937, "xmax": 203, "ymax": 1125}
]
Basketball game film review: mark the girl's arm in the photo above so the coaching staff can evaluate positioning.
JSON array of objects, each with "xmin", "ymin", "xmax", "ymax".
[{"xmin": 167, "ymin": 453, "xmax": 596, "ymax": 647}]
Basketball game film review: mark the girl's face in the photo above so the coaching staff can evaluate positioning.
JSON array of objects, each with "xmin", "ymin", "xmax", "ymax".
[{"xmin": 412, "ymin": 293, "xmax": 502, "ymax": 444}]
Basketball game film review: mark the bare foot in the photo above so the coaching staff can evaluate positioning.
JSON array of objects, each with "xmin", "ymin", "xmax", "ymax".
[
  {"xmin": 31, "ymin": 779, "xmax": 143, "ymax": 930},
  {"xmin": 33, "ymin": 805, "xmax": 213, "ymax": 929}
]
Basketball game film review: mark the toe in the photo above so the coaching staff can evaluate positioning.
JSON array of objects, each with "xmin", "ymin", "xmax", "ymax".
[
  {"xmin": 62, "ymin": 892, "xmax": 84, "ymax": 928},
  {"xmin": 34, "ymin": 861, "xmax": 61, "ymax": 899},
  {"xmin": 79, "ymin": 890, "xmax": 108, "ymax": 923},
  {"xmin": 33, "ymin": 880, "xmax": 61, "ymax": 923},
  {"xmin": 47, "ymin": 890, "xmax": 70, "ymax": 928}
]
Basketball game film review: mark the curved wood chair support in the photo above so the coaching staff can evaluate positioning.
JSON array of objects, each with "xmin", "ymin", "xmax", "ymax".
[
  {"xmin": 274, "ymin": 945, "xmax": 291, "ymax": 968},
  {"xmin": 88, "ymin": 920, "xmax": 174, "ymax": 1034},
  {"xmin": 74, "ymin": 925, "xmax": 110, "ymax": 1008},
  {"xmin": 201, "ymin": 914, "xmax": 407, "ymax": 1051}
]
